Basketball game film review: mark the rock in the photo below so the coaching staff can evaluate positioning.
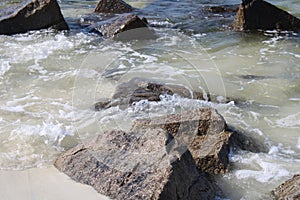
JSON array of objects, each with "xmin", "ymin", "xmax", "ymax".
[
  {"xmin": 95, "ymin": 0, "xmax": 134, "ymax": 14},
  {"xmin": 132, "ymin": 108, "xmax": 231, "ymax": 174},
  {"xmin": 233, "ymin": 0, "xmax": 300, "ymax": 31},
  {"xmin": 204, "ymin": 5, "xmax": 239, "ymax": 14},
  {"xmin": 226, "ymin": 125, "xmax": 268, "ymax": 153},
  {"xmin": 55, "ymin": 129, "xmax": 219, "ymax": 200},
  {"xmin": 95, "ymin": 78, "xmax": 205, "ymax": 110},
  {"xmin": 90, "ymin": 14, "xmax": 156, "ymax": 40},
  {"xmin": 0, "ymin": 0, "xmax": 69, "ymax": 35},
  {"xmin": 272, "ymin": 174, "xmax": 300, "ymax": 200}
]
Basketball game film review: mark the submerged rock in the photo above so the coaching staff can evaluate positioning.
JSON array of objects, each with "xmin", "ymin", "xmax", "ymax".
[
  {"xmin": 55, "ymin": 129, "xmax": 219, "ymax": 200},
  {"xmin": 0, "ymin": 0, "xmax": 69, "ymax": 35},
  {"xmin": 95, "ymin": 0, "xmax": 134, "ymax": 14},
  {"xmin": 233, "ymin": 0, "xmax": 300, "ymax": 31},
  {"xmin": 95, "ymin": 78, "xmax": 205, "ymax": 110},
  {"xmin": 272, "ymin": 174, "xmax": 300, "ymax": 200}
]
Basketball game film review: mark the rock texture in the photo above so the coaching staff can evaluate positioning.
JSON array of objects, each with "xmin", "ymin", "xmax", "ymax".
[
  {"xmin": 55, "ymin": 129, "xmax": 219, "ymax": 200},
  {"xmin": 95, "ymin": 78, "xmax": 205, "ymax": 110},
  {"xmin": 233, "ymin": 0, "xmax": 300, "ymax": 31},
  {"xmin": 132, "ymin": 108, "xmax": 231, "ymax": 174},
  {"xmin": 272, "ymin": 174, "xmax": 300, "ymax": 200},
  {"xmin": 91, "ymin": 14, "xmax": 155, "ymax": 40},
  {"xmin": 0, "ymin": 0, "xmax": 69, "ymax": 35},
  {"xmin": 95, "ymin": 0, "xmax": 134, "ymax": 14}
]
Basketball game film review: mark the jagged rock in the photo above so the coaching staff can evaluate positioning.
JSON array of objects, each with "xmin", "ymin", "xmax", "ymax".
[
  {"xmin": 233, "ymin": 0, "xmax": 300, "ymax": 31},
  {"xmin": 272, "ymin": 174, "xmax": 300, "ymax": 200},
  {"xmin": 90, "ymin": 14, "xmax": 156, "ymax": 40},
  {"xmin": 132, "ymin": 108, "xmax": 231, "ymax": 174},
  {"xmin": 132, "ymin": 108, "xmax": 267, "ymax": 174},
  {"xmin": 95, "ymin": 78, "xmax": 205, "ymax": 110},
  {"xmin": 55, "ymin": 129, "xmax": 219, "ymax": 200},
  {"xmin": 0, "ymin": 0, "xmax": 69, "ymax": 35},
  {"xmin": 95, "ymin": 0, "xmax": 134, "ymax": 14}
]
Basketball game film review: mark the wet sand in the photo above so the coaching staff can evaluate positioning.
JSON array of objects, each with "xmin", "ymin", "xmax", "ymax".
[{"xmin": 0, "ymin": 166, "xmax": 109, "ymax": 200}]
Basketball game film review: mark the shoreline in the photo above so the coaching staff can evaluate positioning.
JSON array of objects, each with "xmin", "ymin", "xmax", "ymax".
[{"xmin": 0, "ymin": 166, "xmax": 109, "ymax": 200}]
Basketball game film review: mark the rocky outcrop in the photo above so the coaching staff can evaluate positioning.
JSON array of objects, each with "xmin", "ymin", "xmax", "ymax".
[
  {"xmin": 95, "ymin": 0, "xmax": 134, "ymax": 14},
  {"xmin": 95, "ymin": 78, "xmax": 205, "ymax": 110},
  {"xmin": 272, "ymin": 174, "xmax": 300, "ymax": 200},
  {"xmin": 55, "ymin": 129, "xmax": 219, "ymax": 200},
  {"xmin": 132, "ymin": 108, "xmax": 266, "ymax": 174},
  {"xmin": 233, "ymin": 0, "xmax": 300, "ymax": 31},
  {"xmin": 89, "ymin": 14, "xmax": 155, "ymax": 40},
  {"xmin": 0, "ymin": 0, "xmax": 69, "ymax": 35},
  {"xmin": 132, "ymin": 108, "xmax": 230, "ymax": 174}
]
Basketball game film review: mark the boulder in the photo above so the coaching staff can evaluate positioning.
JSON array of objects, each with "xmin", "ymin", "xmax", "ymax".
[
  {"xmin": 233, "ymin": 0, "xmax": 300, "ymax": 31},
  {"xmin": 55, "ymin": 129, "xmax": 219, "ymax": 200},
  {"xmin": 132, "ymin": 108, "xmax": 231, "ymax": 174},
  {"xmin": 272, "ymin": 174, "xmax": 300, "ymax": 200},
  {"xmin": 95, "ymin": 0, "xmax": 134, "ymax": 14},
  {"xmin": 0, "ymin": 0, "xmax": 69, "ymax": 35},
  {"xmin": 90, "ymin": 14, "xmax": 156, "ymax": 40},
  {"xmin": 95, "ymin": 78, "xmax": 205, "ymax": 110},
  {"xmin": 132, "ymin": 108, "xmax": 267, "ymax": 174}
]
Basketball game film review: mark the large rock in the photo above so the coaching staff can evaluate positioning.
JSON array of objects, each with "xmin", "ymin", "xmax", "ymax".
[
  {"xmin": 272, "ymin": 174, "xmax": 300, "ymax": 200},
  {"xmin": 95, "ymin": 0, "xmax": 134, "ymax": 14},
  {"xmin": 132, "ymin": 108, "xmax": 231, "ymax": 174},
  {"xmin": 0, "ymin": 0, "xmax": 69, "ymax": 35},
  {"xmin": 132, "ymin": 108, "xmax": 267, "ymax": 174},
  {"xmin": 55, "ymin": 129, "xmax": 219, "ymax": 200},
  {"xmin": 233, "ymin": 0, "xmax": 300, "ymax": 31},
  {"xmin": 95, "ymin": 78, "xmax": 205, "ymax": 110},
  {"xmin": 90, "ymin": 14, "xmax": 156, "ymax": 40}
]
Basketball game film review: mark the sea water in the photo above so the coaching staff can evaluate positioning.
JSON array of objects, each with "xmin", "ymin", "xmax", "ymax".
[{"xmin": 0, "ymin": 0, "xmax": 300, "ymax": 199}]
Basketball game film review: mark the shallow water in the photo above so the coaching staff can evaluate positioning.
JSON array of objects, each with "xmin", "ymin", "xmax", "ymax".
[{"xmin": 0, "ymin": 0, "xmax": 300, "ymax": 199}]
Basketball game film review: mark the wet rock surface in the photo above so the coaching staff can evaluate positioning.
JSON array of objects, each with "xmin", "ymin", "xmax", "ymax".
[
  {"xmin": 95, "ymin": 78, "xmax": 205, "ymax": 110},
  {"xmin": 95, "ymin": 0, "xmax": 134, "ymax": 14},
  {"xmin": 132, "ymin": 108, "xmax": 266, "ymax": 174},
  {"xmin": 272, "ymin": 174, "xmax": 300, "ymax": 200},
  {"xmin": 132, "ymin": 108, "xmax": 229, "ymax": 174},
  {"xmin": 55, "ymin": 129, "xmax": 219, "ymax": 200},
  {"xmin": 0, "ymin": 0, "xmax": 69, "ymax": 35},
  {"xmin": 90, "ymin": 14, "xmax": 155, "ymax": 40},
  {"xmin": 233, "ymin": 0, "xmax": 300, "ymax": 31}
]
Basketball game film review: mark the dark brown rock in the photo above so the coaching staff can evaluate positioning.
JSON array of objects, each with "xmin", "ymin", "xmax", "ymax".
[
  {"xmin": 55, "ymin": 129, "xmax": 219, "ymax": 200},
  {"xmin": 0, "ymin": 0, "xmax": 69, "ymax": 35},
  {"xmin": 95, "ymin": 0, "xmax": 134, "ymax": 14},
  {"xmin": 95, "ymin": 78, "xmax": 205, "ymax": 110},
  {"xmin": 233, "ymin": 0, "xmax": 300, "ymax": 31},
  {"xmin": 204, "ymin": 5, "xmax": 239, "ymax": 14},
  {"xmin": 91, "ymin": 14, "xmax": 156, "ymax": 40},
  {"xmin": 272, "ymin": 174, "xmax": 300, "ymax": 200},
  {"xmin": 132, "ymin": 108, "xmax": 230, "ymax": 174}
]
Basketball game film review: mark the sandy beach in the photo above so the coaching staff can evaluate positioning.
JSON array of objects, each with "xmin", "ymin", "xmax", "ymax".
[{"xmin": 0, "ymin": 166, "xmax": 109, "ymax": 200}]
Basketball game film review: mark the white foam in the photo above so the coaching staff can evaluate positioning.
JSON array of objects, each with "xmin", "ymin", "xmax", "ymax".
[
  {"xmin": 276, "ymin": 112, "xmax": 300, "ymax": 128},
  {"xmin": 0, "ymin": 60, "xmax": 11, "ymax": 77},
  {"xmin": 233, "ymin": 153, "xmax": 290, "ymax": 183}
]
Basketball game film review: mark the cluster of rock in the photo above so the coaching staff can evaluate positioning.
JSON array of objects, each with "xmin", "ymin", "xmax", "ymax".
[
  {"xmin": 1, "ymin": 0, "xmax": 300, "ymax": 36},
  {"xmin": 1, "ymin": 0, "xmax": 299, "ymax": 199},
  {"xmin": 55, "ymin": 78, "xmax": 266, "ymax": 199}
]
